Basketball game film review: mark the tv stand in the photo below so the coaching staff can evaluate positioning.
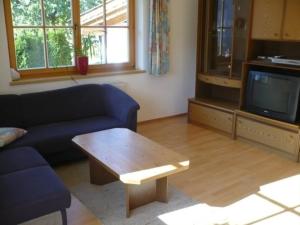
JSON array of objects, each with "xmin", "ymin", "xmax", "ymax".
[
  {"xmin": 188, "ymin": 0, "xmax": 300, "ymax": 162},
  {"xmin": 234, "ymin": 110, "xmax": 300, "ymax": 161},
  {"xmin": 189, "ymin": 99, "xmax": 300, "ymax": 161}
]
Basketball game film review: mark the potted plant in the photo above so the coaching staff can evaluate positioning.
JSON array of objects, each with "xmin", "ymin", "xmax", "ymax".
[
  {"xmin": 75, "ymin": 35, "xmax": 95, "ymax": 75},
  {"xmin": 75, "ymin": 49, "xmax": 88, "ymax": 75}
]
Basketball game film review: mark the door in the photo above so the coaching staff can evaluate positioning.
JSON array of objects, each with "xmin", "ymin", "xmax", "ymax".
[
  {"xmin": 283, "ymin": 0, "xmax": 300, "ymax": 41},
  {"xmin": 251, "ymin": 0, "xmax": 284, "ymax": 40}
]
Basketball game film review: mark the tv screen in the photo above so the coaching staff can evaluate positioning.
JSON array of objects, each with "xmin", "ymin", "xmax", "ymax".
[
  {"xmin": 252, "ymin": 75, "xmax": 290, "ymax": 113},
  {"xmin": 246, "ymin": 70, "xmax": 300, "ymax": 123}
]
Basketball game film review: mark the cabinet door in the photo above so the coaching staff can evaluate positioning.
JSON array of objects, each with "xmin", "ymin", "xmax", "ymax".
[
  {"xmin": 189, "ymin": 103, "xmax": 233, "ymax": 133},
  {"xmin": 251, "ymin": 0, "xmax": 284, "ymax": 40},
  {"xmin": 204, "ymin": 0, "xmax": 234, "ymax": 76},
  {"xmin": 283, "ymin": 0, "xmax": 300, "ymax": 41},
  {"xmin": 231, "ymin": 0, "xmax": 251, "ymax": 77},
  {"xmin": 236, "ymin": 117, "xmax": 299, "ymax": 156}
]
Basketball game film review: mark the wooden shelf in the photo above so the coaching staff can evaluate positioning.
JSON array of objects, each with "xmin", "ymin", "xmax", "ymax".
[
  {"xmin": 247, "ymin": 60, "xmax": 300, "ymax": 72},
  {"xmin": 189, "ymin": 97, "xmax": 239, "ymax": 113},
  {"xmin": 198, "ymin": 74, "xmax": 242, "ymax": 89}
]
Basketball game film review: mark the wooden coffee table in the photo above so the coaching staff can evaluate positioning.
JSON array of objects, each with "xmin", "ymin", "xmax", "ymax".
[{"xmin": 72, "ymin": 128, "xmax": 189, "ymax": 217}]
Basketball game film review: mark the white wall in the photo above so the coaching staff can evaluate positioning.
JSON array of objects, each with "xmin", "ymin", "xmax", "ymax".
[{"xmin": 0, "ymin": 0, "xmax": 198, "ymax": 122}]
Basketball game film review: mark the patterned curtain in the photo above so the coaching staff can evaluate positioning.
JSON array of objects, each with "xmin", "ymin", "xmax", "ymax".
[{"xmin": 148, "ymin": 0, "xmax": 170, "ymax": 76}]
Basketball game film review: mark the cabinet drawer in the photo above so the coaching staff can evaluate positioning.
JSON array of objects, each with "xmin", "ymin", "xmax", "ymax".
[
  {"xmin": 189, "ymin": 103, "xmax": 233, "ymax": 133},
  {"xmin": 236, "ymin": 117, "xmax": 299, "ymax": 155}
]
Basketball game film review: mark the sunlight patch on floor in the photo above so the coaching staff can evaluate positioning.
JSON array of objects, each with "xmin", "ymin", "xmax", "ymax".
[
  {"xmin": 158, "ymin": 174, "xmax": 300, "ymax": 225},
  {"xmin": 258, "ymin": 175, "xmax": 300, "ymax": 208},
  {"xmin": 158, "ymin": 203, "xmax": 227, "ymax": 225},
  {"xmin": 252, "ymin": 212, "xmax": 300, "ymax": 225},
  {"xmin": 295, "ymin": 206, "xmax": 300, "ymax": 213},
  {"xmin": 226, "ymin": 194, "xmax": 283, "ymax": 225}
]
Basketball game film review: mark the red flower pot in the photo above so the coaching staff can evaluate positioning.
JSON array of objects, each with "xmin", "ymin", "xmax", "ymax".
[{"xmin": 76, "ymin": 56, "xmax": 89, "ymax": 75}]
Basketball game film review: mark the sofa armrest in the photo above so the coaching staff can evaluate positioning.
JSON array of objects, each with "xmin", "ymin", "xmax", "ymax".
[{"xmin": 102, "ymin": 84, "xmax": 140, "ymax": 131}]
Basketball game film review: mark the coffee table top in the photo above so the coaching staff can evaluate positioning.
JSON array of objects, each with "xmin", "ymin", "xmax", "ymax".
[{"xmin": 72, "ymin": 128, "xmax": 189, "ymax": 185}]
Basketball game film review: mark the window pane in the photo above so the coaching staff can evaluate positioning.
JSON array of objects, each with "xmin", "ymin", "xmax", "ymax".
[
  {"xmin": 107, "ymin": 28, "xmax": 129, "ymax": 63},
  {"xmin": 14, "ymin": 28, "xmax": 45, "ymax": 69},
  {"xmin": 222, "ymin": 28, "xmax": 232, "ymax": 57},
  {"xmin": 11, "ymin": 0, "xmax": 42, "ymax": 26},
  {"xmin": 81, "ymin": 28, "xmax": 105, "ymax": 64},
  {"xmin": 106, "ymin": 0, "xmax": 128, "ymax": 26},
  {"xmin": 80, "ymin": 0, "xmax": 104, "ymax": 26},
  {"xmin": 216, "ymin": 0, "xmax": 223, "ymax": 27},
  {"xmin": 223, "ymin": 0, "xmax": 233, "ymax": 27},
  {"xmin": 47, "ymin": 28, "xmax": 74, "ymax": 67},
  {"xmin": 44, "ymin": 0, "xmax": 72, "ymax": 26}
]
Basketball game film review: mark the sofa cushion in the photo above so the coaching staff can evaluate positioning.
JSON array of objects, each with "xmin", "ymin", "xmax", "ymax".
[
  {"xmin": 0, "ymin": 95, "xmax": 23, "ymax": 127},
  {"xmin": 7, "ymin": 116, "xmax": 124, "ymax": 155},
  {"xmin": 0, "ymin": 127, "xmax": 27, "ymax": 148},
  {"xmin": 0, "ymin": 147, "xmax": 48, "ymax": 175},
  {"xmin": 0, "ymin": 166, "xmax": 71, "ymax": 225},
  {"xmin": 21, "ymin": 84, "xmax": 106, "ymax": 127}
]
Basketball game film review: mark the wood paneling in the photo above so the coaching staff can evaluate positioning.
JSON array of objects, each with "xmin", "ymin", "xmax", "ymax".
[
  {"xmin": 283, "ymin": 0, "xmax": 300, "ymax": 41},
  {"xmin": 251, "ymin": 0, "xmax": 285, "ymax": 40},
  {"xmin": 189, "ymin": 102, "xmax": 233, "ymax": 134},
  {"xmin": 236, "ymin": 117, "xmax": 299, "ymax": 156}
]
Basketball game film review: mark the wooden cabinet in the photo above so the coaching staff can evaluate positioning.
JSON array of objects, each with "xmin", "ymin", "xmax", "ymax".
[
  {"xmin": 252, "ymin": 0, "xmax": 300, "ymax": 41},
  {"xmin": 283, "ymin": 0, "xmax": 300, "ymax": 41},
  {"xmin": 236, "ymin": 116, "xmax": 299, "ymax": 156},
  {"xmin": 190, "ymin": 0, "xmax": 300, "ymax": 161},
  {"xmin": 189, "ymin": 102, "xmax": 234, "ymax": 134},
  {"xmin": 204, "ymin": 0, "xmax": 251, "ymax": 78},
  {"xmin": 192, "ymin": 0, "xmax": 250, "ymax": 115},
  {"xmin": 251, "ymin": 0, "xmax": 284, "ymax": 40}
]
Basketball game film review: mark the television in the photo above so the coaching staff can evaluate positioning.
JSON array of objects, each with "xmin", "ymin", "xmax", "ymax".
[{"xmin": 246, "ymin": 70, "xmax": 300, "ymax": 123}]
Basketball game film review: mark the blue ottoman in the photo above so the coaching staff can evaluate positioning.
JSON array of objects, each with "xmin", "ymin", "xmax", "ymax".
[{"xmin": 0, "ymin": 147, "xmax": 71, "ymax": 225}]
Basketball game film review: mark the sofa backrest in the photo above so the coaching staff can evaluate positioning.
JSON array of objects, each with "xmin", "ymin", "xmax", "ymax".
[
  {"xmin": 21, "ymin": 84, "xmax": 106, "ymax": 127},
  {"xmin": 0, "ymin": 95, "xmax": 23, "ymax": 127}
]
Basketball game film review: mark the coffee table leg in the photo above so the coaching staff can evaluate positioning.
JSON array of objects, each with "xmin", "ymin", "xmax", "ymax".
[
  {"xmin": 125, "ymin": 177, "xmax": 168, "ymax": 217},
  {"xmin": 89, "ymin": 157, "xmax": 117, "ymax": 185}
]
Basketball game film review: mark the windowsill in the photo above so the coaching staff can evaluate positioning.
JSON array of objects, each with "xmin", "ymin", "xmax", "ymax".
[{"xmin": 10, "ymin": 69, "xmax": 146, "ymax": 86}]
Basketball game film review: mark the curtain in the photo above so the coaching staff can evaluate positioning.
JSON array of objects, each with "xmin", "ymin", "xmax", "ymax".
[{"xmin": 148, "ymin": 0, "xmax": 170, "ymax": 76}]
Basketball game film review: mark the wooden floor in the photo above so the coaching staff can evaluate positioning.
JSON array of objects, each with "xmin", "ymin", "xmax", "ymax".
[{"xmin": 66, "ymin": 115, "xmax": 300, "ymax": 225}]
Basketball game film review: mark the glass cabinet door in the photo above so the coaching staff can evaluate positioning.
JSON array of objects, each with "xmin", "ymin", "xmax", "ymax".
[
  {"xmin": 205, "ymin": 0, "xmax": 234, "ymax": 76},
  {"xmin": 231, "ymin": 0, "xmax": 251, "ymax": 78}
]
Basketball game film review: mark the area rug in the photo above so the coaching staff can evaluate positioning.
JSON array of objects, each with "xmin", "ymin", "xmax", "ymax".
[{"xmin": 22, "ymin": 161, "xmax": 225, "ymax": 225}]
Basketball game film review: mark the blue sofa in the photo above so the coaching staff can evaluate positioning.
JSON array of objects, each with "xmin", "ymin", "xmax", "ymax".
[
  {"xmin": 0, "ymin": 84, "xmax": 140, "ymax": 164},
  {"xmin": 0, "ymin": 147, "xmax": 71, "ymax": 225},
  {"xmin": 0, "ymin": 84, "xmax": 139, "ymax": 224}
]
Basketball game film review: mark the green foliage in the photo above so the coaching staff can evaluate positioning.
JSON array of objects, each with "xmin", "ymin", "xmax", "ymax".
[
  {"xmin": 80, "ymin": 0, "xmax": 102, "ymax": 13},
  {"xmin": 47, "ymin": 29, "xmax": 73, "ymax": 67},
  {"xmin": 11, "ymin": 0, "xmax": 42, "ymax": 25},
  {"xmin": 79, "ymin": 34, "xmax": 97, "ymax": 57},
  {"xmin": 15, "ymin": 29, "xmax": 45, "ymax": 69},
  {"xmin": 44, "ymin": 0, "xmax": 72, "ymax": 25}
]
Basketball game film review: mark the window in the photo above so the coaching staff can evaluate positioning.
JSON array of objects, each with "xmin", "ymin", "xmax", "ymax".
[{"xmin": 4, "ymin": 0, "xmax": 135, "ymax": 78}]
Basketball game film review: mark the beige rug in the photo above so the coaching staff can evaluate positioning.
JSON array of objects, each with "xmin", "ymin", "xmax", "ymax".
[{"xmin": 22, "ymin": 161, "xmax": 223, "ymax": 225}]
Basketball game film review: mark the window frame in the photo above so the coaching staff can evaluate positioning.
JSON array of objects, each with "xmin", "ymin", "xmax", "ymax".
[{"xmin": 4, "ymin": 0, "xmax": 136, "ymax": 79}]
